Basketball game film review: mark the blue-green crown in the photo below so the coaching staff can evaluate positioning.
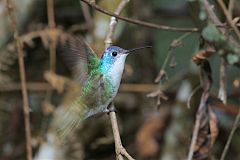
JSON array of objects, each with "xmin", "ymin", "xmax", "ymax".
[{"xmin": 100, "ymin": 46, "xmax": 125, "ymax": 73}]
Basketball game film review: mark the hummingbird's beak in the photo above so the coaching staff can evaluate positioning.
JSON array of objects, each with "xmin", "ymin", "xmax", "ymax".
[{"xmin": 123, "ymin": 46, "xmax": 152, "ymax": 54}]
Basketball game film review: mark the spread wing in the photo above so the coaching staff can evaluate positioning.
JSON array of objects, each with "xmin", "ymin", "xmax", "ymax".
[
  {"xmin": 53, "ymin": 75, "xmax": 113, "ymax": 141},
  {"xmin": 58, "ymin": 34, "xmax": 100, "ymax": 84}
]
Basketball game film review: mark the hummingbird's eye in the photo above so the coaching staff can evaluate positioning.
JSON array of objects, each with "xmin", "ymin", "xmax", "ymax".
[{"xmin": 111, "ymin": 51, "xmax": 118, "ymax": 57}]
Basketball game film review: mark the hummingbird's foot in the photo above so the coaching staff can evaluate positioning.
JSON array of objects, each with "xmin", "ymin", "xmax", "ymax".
[{"xmin": 107, "ymin": 103, "xmax": 117, "ymax": 114}]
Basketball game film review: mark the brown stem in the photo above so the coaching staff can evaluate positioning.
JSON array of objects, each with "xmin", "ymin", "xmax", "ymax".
[
  {"xmin": 46, "ymin": 0, "xmax": 57, "ymax": 102},
  {"xmin": 105, "ymin": 0, "xmax": 130, "ymax": 48},
  {"xmin": 220, "ymin": 106, "xmax": 240, "ymax": 160},
  {"xmin": 47, "ymin": 0, "xmax": 55, "ymax": 28},
  {"xmin": 109, "ymin": 104, "xmax": 135, "ymax": 160},
  {"xmin": 228, "ymin": 0, "xmax": 235, "ymax": 19},
  {"xmin": 187, "ymin": 93, "xmax": 207, "ymax": 160},
  {"xmin": 217, "ymin": 0, "xmax": 240, "ymax": 41},
  {"xmin": 80, "ymin": 1, "xmax": 94, "ymax": 30},
  {"xmin": 47, "ymin": 0, "xmax": 56, "ymax": 72},
  {"xmin": 104, "ymin": 0, "xmax": 135, "ymax": 159},
  {"xmin": 218, "ymin": 58, "xmax": 227, "ymax": 104},
  {"xmin": 6, "ymin": 0, "xmax": 32, "ymax": 160}
]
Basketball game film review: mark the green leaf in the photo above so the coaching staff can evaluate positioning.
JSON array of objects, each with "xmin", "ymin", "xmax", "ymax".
[
  {"xmin": 227, "ymin": 54, "xmax": 239, "ymax": 65},
  {"xmin": 201, "ymin": 23, "xmax": 224, "ymax": 42}
]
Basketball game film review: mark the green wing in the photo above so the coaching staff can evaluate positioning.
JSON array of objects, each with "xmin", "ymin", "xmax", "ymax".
[
  {"xmin": 58, "ymin": 34, "xmax": 100, "ymax": 84},
  {"xmin": 55, "ymin": 34, "xmax": 104, "ymax": 141}
]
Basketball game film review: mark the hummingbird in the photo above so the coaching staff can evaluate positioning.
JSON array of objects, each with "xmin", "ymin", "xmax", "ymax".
[{"xmin": 54, "ymin": 34, "xmax": 151, "ymax": 138}]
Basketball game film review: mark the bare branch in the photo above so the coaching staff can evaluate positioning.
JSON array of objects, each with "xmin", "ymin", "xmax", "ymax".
[
  {"xmin": 220, "ymin": 107, "xmax": 240, "ymax": 160},
  {"xmin": 155, "ymin": 32, "xmax": 192, "ymax": 83},
  {"xmin": 47, "ymin": 0, "xmax": 56, "ymax": 72},
  {"xmin": 218, "ymin": 58, "xmax": 227, "ymax": 104},
  {"xmin": 80, "ymin": 1, "xmax": 94, "ymax": 30},
  {"xmin": 45, "ymin": 0, "xmax": 57, "ymax": 106},
  {"xmin": 105, "ymin": 0, "xmax": 130, "ymax": 48},
  {"xmin": 217, "ymin": 0, "xmax": 240, "ymax": 41},
  {"xmin": 103, "ymin": 0, "xmax": 135, "ymax": 159},
  {"xmin": 5, "ymin": 0, "xmax": 32, "ymax": 159},
  {"xmin": 109, "ymin": 104, "xmax": 135, "ymax": 160},
  {"xmin": 80, "ymin": 0, "xmax": 198, "ymax": 32},
  {"xmin": 228, "ymin": 0, "xmax": 235, "ymax": 19}
]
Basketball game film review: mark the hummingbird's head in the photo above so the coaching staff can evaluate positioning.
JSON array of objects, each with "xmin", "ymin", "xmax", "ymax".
[
  {"xmin": 100, "ymin": 45, "xmax": 151, "ymax": 75},
  {"xmin": 100, "ymin": 46, "xmax": 128, "ymax": 75},
  {"xmin": 101, "ymin": 46, "xmax": 127, "ymax": 66},
  {"xmin": 100, "ymin": 45, "xmax": 151, "ymax": 89}
]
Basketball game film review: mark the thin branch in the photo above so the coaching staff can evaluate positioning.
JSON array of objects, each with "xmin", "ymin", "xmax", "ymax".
[
  {"xmin": 109, "ymin": 104, "xmax": 134, "ymax": 160},
  {"xmin": 80, "ymin": 0, "xmax": 198, "ymax": 32},
  {"xmin": 218, "ymin": 58, "xmax": 227, "ymax": 104},
  {"xmin": 47, "ymin": 0, "xmax": 56, "ymax": 72},
  {"xmin": 19, "ymin": 28, "xmax": 62, "ymax": 46},
  {"xmin": 220, "ymin": 106, "xmax": 240, "ymax": 160},
  {"xmin": 104, "ymin": 0, "xmax": 135, "ymax": 159},
  {"xmin": 187, "ymin": 107, "xmax": 204, "ymax": 160},
  {"xmin": 105, "ymin": 0, "xmax": 130, "ymax": 48},
  {"xmin": 202, "ymin": 0, "xmax": 240, "ymax": 52},
  {"xmin": 228, "ymin": 0, "xmax": 235, "ymax": 19},
  {"xmin": 6, "ymin": 0, "xmax": 32, "ymax": 160},
  {"xmin": 0, "ymin": 82, "xmax": 52, "ymax": 91},
  {"xmin": 45, "ymin": 0, "xmax": 57, "ymax": 105},
  {"xmin": 47, "ymin": 0, "xmax": 55, "ymax": 29},
  {"xmin": 217, "ymin": 0, "xmax": 240, "ymax": 41},
  {"xmin": 155, "ymin": 32, "xmax": 192, "ymax": 83},
  {"xmin": 187, "ymin": 85, "xmax": 201, "ymax": 109},
  {"xmin": 80, "ymin": 1, "xmax": 94, "ymax": 30},
  {"xmin": 187, "ymin": 60, "xmax": 212, "ymax": 160}
]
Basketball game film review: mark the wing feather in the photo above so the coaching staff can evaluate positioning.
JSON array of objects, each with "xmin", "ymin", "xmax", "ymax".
[{"xmin": 57, "ymin": 34, "xmax": 100, "ymax": 84}]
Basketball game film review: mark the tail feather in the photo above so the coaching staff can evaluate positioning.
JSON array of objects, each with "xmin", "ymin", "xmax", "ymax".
[{"xmin": 52, "ymin": 100, "xmax": 87, "ymax": 142}]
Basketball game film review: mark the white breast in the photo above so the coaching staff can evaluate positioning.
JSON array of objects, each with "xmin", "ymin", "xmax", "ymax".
[{"xmin": 106, "ymin": 55, "xmax": 127, "ymax": 97}]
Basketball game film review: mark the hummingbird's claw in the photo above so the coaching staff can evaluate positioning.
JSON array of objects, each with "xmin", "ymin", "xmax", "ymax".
[{"xmin": 107, "ymin": 102, "xmax": 117, "ymax": 114}]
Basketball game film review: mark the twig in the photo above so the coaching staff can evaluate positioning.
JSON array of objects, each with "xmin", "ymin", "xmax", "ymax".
[
  {"xmin": 45, "ymin": 0, "xmax": 57, "ymax": 106},
  {"xmin": 217, "ymin": 0, "xmax": 240, "ymax": 41},
  {"xmin": 80, "ymin": 0, "xmax": 198, "ymax": 32},
  {"xmin": 187, "ymin": 60, "xmax": 212, "ymax": 160},
  {"xmin": 220, "ymin": 106, "xmax": 240, "ymax": 160},
  {"xmin": 187, "ymin": 86, "xmax": 210, "ymax": 160},
  {"xmin": 80, "ymin": 1, "xmax": 94, "ymax": 30},
  {"xmin": 47, "ymin": 0, "xmax": 55, "ymax": 29},
  {"xmin": 218, "ymin": 58, "xmax": 227, "ymax": 104},
  {"xmin": 0, "ymin": 82, "xmax": 52, "ymax": 91},
  {"xmin": 6, "ymin": 0, "xmax": 32, "ymax": 160},
  {"xmin": 104, "ymin": 0, "xmax": 135, "ymax": 159},
  {"xmin": 109, "ymin": 104, "xmax": 134, "ymax": 160},
  {"xmin": 155, "ymin": 32, "xmax": 192, "ymax": 83},
  {"xmin": 187, "ymin": 85, "xmax": 201, "ymax": 109},
  {"xmin": 165, "ymin": 32, "xmax": 192, "ymax": 69},
  {"xmin": 187, "ymin": 106, "xmax": 204, "ymax": 160},
  {"xmin": 228, "ymin": 0, "xmax": 235, "ymax": 19},
  {"xmin": 202, "ymin": 0, "xmax": 240, "ymax": 48},
  {"xmin": 47, "ymin": 0, "xmax": 56, "ymax": 72},
  {"xmin": 105, "ymin": 0, "xmax": 130, "ymax": 48},
  {"xmin": 19, "ymin": 28, "xmax": 62, "ymax": 44}
]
